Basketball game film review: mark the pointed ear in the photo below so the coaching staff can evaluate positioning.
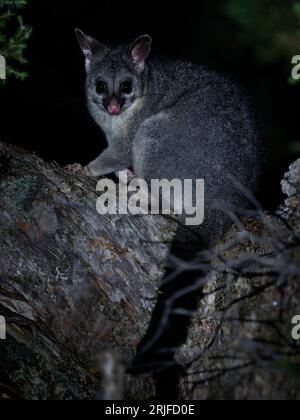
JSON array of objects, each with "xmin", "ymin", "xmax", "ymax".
[
  {"xmin": 75, "ymin": 28, "xmax": 103, "ymax": 69},
  {"xmin": 129, "ymin": 35, "xmax": 152, "ymax": 72}
]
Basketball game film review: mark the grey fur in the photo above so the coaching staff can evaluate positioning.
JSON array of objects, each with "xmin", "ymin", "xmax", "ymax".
[{"xmin": 76, "ymin": 30, "xmax": 264, "ymax": 246}]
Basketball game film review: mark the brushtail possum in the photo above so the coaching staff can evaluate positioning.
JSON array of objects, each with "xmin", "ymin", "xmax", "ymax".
[{"xmin": 67, "ymin": 29, "xmax": 263, "ymax": 247}]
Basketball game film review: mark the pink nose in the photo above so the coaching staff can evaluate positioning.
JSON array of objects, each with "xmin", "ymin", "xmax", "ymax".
[{"xmin": 108, "ymin": 99, "xmax": 121, "ymax": 115}]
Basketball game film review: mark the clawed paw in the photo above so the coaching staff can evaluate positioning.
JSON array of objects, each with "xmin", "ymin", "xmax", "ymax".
[{"xmin": 65, "ymin": 163, "xmax": 91, "ymax": 177}]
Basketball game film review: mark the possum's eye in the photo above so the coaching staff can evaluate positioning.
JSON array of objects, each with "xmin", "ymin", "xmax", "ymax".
[
  {"xmin": 121, "ymin": 80, "xmax": 133, "ymax": 95},
  {"xmin": 95, "ymin": 80, "xmax": 107, "ymax": 95}
]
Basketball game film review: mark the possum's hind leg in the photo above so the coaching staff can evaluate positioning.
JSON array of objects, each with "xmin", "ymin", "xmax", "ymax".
[{"xmin": 132, "ymin": 111, "xmax": 177, "ymax": 180}]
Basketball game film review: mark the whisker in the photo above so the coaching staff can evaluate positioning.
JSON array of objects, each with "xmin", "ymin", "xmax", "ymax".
[
  {"xmin": 54, "ymin": 97, "xmax": 86, "ymax": 117},
  {"xmin": 133, "ymin": 91, "xmax": 168, "ymax": 100}
]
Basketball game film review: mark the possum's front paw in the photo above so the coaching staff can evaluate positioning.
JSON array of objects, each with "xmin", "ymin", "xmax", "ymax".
[{"xmin": 64, "ymin": 163, "xmax": 91, "ymax": 177}]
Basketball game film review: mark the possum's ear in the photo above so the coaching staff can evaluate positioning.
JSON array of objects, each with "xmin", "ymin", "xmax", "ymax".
[
  {"xmin": 129, "ymin": 35, "xmax": 152, "ymax": 72},
  {"xmin": 75, "ymin": 28, "xmax": 104, "ymax": 70}
]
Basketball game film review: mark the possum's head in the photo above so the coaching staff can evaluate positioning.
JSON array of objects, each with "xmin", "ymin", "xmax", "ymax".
[{"xmin": 75, "ymin": 29, "xmax": 152, "ymax": 117}]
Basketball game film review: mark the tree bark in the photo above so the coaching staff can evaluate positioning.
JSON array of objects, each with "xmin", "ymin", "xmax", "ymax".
[
  {"xmin": 0, "ymin": 141, "xmax": 177, "ymax": 400},
  {"xmin": 176, "ymin": 158, "xmax": 300, "ymax": 400}
]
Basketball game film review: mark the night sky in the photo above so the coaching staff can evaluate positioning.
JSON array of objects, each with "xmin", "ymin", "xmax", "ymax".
[{"xmin": 0, "ymin": 0, "xmax": 298, "ymax": 208}]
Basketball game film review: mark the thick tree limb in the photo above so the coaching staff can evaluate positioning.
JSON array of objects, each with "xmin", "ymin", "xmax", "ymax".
[
  {"xmin": 0, "ymin": 142, "xmax": 177, "ymax": 400},
  {"xmin": 1, "ymin": 141, "xmax": 300, "ymax": 401}
]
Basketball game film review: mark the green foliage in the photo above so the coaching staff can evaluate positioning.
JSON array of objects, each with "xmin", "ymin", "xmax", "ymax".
[
  {"xmin": 224, "ymin": 0, "xmax": 300, "ymax": 65},
  {"xmin": 0, "ymin": 0, "xmax": 31, "ymax": 82},
  {"xmin": 223, "ymin": 1, "xmax": 300, "ymax": 157}
]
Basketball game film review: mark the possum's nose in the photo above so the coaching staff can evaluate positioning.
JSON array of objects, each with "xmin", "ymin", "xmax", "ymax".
[{"xmin": 107, "ymin": 98, "xmax": 121, "ymax": 115}]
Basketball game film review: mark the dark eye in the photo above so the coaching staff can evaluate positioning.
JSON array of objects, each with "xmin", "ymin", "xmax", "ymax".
[
  {"xmin": 95, "ymin": 80, "xmax": 106, "ymax": 95},
  {"xmin": 121, "ymin": 80, "xmax": 133, "ymax": 94}
]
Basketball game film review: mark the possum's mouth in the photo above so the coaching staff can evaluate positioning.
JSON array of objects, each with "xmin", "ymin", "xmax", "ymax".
[
  {"xmin": 105, "ymin": 97, "xmax": 125, "ymax": 116},
  {"xmin": 107, "ymin": 102, "xmax": 121, "ymax": 115}
]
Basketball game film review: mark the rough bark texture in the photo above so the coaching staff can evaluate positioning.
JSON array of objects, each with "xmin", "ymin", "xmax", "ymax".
[
  {"xmin": 0, "ymin": 141, "xmax": 300, "ymax": 400},
  {"xmin": 176, "ymin": 159, "xmax": 300, "ymax": 400},
  {"xmin": 0, "ymin": 142, "xmax": 177, "ymax": 400}
]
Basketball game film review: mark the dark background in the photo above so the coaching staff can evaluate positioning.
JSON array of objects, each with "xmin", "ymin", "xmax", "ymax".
[{"xmin": 0, "ymin": 0, "xmax": 299, "ymax": 208}]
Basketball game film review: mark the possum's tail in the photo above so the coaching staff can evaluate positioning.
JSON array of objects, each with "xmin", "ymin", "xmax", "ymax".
[
  {"xmin": 129, "ymin": 189, "xmax": 253, "ymax": 398},
  {"xmin": 130, "ymin": 171, "xmax": 265, "ymax": 398},
  {"xmin": 130, "ymin": 224, "xmax": 209, "ymax": 399}
]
